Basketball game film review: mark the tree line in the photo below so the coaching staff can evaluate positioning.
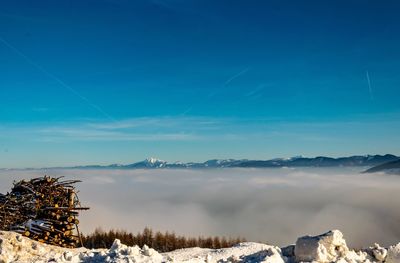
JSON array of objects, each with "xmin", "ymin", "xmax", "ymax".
[{"xmin": 81, "ymin": 227, "xmax": 246, "ymax": 252}]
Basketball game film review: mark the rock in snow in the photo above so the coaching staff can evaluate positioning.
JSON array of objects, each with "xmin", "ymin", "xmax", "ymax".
[{"xmin": 0, "ymin": 230, "xmax": 399, "ymax": 263}]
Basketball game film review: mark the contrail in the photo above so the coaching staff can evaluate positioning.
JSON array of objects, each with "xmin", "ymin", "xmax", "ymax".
[
  {"xmin": 366, "ymin": 70, "xmax": 374, "ymax": 100},
  {"xmin": 223, "ymin": 67, "xmax": 249, "ymax": 86},
  {"xmin": 0, "ymin": 36, "xmax": 115, "ymax": 121},
  {"xmin": 209, "ymin": 68, "xmax": 250, "ymax": 98},
  {"xmin": 181, "ymin": 68, "xmax": 250, "ymax": 115},
  {"xmin": 181, "ymin": 105, "xmax": 193, "ymax": 115},
  {"xmin": 245, "ymin": 84, "xmax": 265, "ymax": 97}
]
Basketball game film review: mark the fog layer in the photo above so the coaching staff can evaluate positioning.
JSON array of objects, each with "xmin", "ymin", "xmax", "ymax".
[{"xmin": 0, "ymin": 168, "xmax": 399, "ymax": 248}]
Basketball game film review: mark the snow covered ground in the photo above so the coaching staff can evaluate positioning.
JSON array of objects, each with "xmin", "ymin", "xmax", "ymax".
[{"xmin": 1, "ymin": 230, "xmax": 399, "ymax": 263}]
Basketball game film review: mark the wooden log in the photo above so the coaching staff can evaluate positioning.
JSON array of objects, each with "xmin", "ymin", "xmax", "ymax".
[{"xmin": 0, "ymin": 176, "xmax": 89, "ymax": 248}]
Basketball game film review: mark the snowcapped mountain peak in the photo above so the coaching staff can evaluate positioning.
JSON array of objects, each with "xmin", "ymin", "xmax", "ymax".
[
  {"xmin": 145, "ymin": 157, "xmax": 165, "ymax": 164},
  {"xmin": 289, "ymin": 155, "xmax": 304, "ymax": 160},
  {"xmin": 203, "ymin": 159, "xmax": 238, "ymax": 167},
  {"xmin": 141, "ymin": 157, "xmax": 167, "ymax": 168},
  {"xmin": 125, "ymin": 157, "xmax": 167, "ymax": 168}
]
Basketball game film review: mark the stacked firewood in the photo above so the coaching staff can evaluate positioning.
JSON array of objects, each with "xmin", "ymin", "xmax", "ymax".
[{"xmin": 0, "ymin": 176, "xmax": 89, "ymax": 248}]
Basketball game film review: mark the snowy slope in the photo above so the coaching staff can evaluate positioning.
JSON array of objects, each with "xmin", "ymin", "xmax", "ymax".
[{"xmin": 1, "ymin": 230, "xmax": 400, "ymax": 263}]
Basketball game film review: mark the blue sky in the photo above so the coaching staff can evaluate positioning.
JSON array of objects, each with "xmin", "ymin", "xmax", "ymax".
[{"xmin": 1, "ymin": 0, "xmax": 400, "ymax": 168}]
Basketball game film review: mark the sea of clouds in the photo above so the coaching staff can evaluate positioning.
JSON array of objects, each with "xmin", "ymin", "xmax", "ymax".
[{"xmin": 0, "ymin": 167, "xmax": 399, "ymax": 248}]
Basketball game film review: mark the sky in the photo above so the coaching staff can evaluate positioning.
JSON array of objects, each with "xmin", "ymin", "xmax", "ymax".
[{"xmin": 0, "ymin": 0, "xmax": 400, "ymax": 168}]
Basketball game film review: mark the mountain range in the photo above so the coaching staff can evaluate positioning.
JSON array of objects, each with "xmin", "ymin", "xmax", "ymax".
[
  {"xmin": 363, "ymin": 159, "xmax": 400, "ymax": 174},
  {"xmin": 60, "ymin": 154, "xmax": 399, "ymax": 170}
]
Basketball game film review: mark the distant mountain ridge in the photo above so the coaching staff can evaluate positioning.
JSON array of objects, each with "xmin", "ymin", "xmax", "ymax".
[
  {"xmin": 363, "ymin": 159, "xmax": 400, "ymax": 174},
  {"xmin": 61, "ymin": 154, "xmax": 399, "ymax": 170}
]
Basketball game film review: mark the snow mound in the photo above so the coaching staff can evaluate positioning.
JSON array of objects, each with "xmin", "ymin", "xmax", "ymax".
[
  {"xmin": 165, "ymin": 242, "xmax": 284, "ymax": 263},
  {"xmin": 295, "ymin": 230, "xmax": 349, "ymax": 262},
  {"xmin": 0, "ymin": 230, "xmax": 399, "ymax": 263},
  {"xmin": 294, "ymin": 230, "xmax": 398, "ymax": 263},
  {"xmin": 0, "ymin": 231, "xmax": 283, "ymax": 263},
  {"xmin": 0, "ymin": 231, "xmax": 162, "ymax": 263},
  {"xmin": 387, "ymin": 243, "xmax": 400, "ymax": 263}
]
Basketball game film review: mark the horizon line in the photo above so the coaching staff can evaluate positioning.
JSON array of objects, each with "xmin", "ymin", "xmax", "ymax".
[{"xmin": 0, "ymin": 153, "xmax": 398, "ymax": 170}]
